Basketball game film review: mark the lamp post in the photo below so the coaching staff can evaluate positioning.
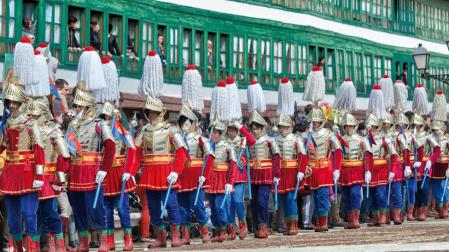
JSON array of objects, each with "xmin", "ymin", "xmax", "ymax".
[{"xmin": 412, "ymin": 43, "xmax": 449, "ymax": 85}]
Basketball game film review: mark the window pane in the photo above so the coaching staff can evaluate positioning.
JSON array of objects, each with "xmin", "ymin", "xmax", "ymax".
[
  {"xmin": 54, "ymin": 4, "xmax": 60, "ymax": 24},
  {"xmin": 45, "ymin": 23, "xmax": 51, "ymax": 42},
  {"xmin": 195, "ymin": 31, "xmax": 203, "ymax": 66},
  {"xmin": 220, "ymin": 35, "xmax": 228, "ymax": 68},
  {"xmin": 8, "ymin": 18, "xmax": 13, "ymax": 37},
  {"xmin": 54, "ymin": 24, "xmax": 60, "ymax": 44},
  {"xmin": 0, "ymin": 18, "xmax": 5, "ymax": 37},
  {"xmin": 45, "ymin": 4, "xmax": 52, "ymax": 22},
  {"xmin": 8, "ymin": 0, "xmax": 13, "ymax": 17},
  {"xmin": 182, "ymin": 29, "xmax": 190, "ymax": 65},
  {"xmin": 170, "ymin": 28, "xmax": 178, "ymax": 63},
  {"xmin": 0, "ymin": 0, "xmax": 5, "ymax": 16}
]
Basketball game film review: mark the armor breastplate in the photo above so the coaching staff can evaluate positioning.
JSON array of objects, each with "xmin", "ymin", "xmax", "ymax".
[
  {"xmin": 371, "ymin": 133, "xmax": 386, "ymax": 159},
  {"xmin": 437, "ymin": 135, "xmax": 449, "ymax": 155},
  {"xmin": 214, "ymin": 140, "xmax": 229, "ymax": 163},
  {"xmin": 73, "ymin": 119, "xmax": 100, "ymax": 152},
  {"xmin": 186, "ymin": 133, "xmax": 203, "ymax": 159},
  {"xmin": 250, "ymin": 135, "xmax": 271, "ymax": 160},
  {"xmin": 6, "ymin": 115, "xmax": 31, "ymax": 151},
  {"xmin": 41, "ymin": 125, "xmax": 57, "ymax": 163},
  {"xmin": 277, "ymin": 133, "xmax": 297, "ymax": 160},
  {"xmin": 226, "ymin": 135, "xmax": 241, "ymax": 155},
  {"xmin": 309, "ymin": 128, "xmax": 332, "ymax": 159},
  {"xmin": 142, "ymin": 123, "xmax": 172, "ymax": 154},
  {"xmin": 343, "ymin": 134, "xmax": 363, "ymax": 160}
]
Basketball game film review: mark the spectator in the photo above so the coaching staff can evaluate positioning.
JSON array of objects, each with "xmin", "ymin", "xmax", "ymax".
[
  {"xmin": 397, "ymin": 62, "xmax": 408, "ymax": 86},
  {"xmin": 53, "ymin": 79, "xmax": 70, "ymax": 122},
  {"xmin": 90, "ymin": 18, "xmax": 101, "ymax": 51},
  {"xmin": 126, "ymin": 46, "xmax": 139, "ymax": 62},
  {"xmin": 68, "ymin": 16, "xmax": 81, "ymax": 49},
  {"xmin": 207, "ymin": 39, "xmax": 213, "ymax": 70},
  {"xmin": 22, "ymin": 18, "xmax": 35, "ymax": 43},
  {"xmin": 108, "ymin": 24, "xmax": 120, "ymax": 56},
  {"xmin": 156, "ymin": 34, "xmax": 166, "ymax": 65}
]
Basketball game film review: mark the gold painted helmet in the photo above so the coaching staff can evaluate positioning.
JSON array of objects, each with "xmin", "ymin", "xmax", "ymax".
[
  {"xmin": 278, "ymin": 114, "xmax": 293, "ymax": 127},
  {"xmin": 395, "ymin": 113, "xmax": 409, "ymax": 126},
  {"xmin": 248, "ymin": 111, "xmax": 267, "ymax": 127},
  {"xmin": 26, "ymin": 99, "xmax": 49, "ymax": 116},
  {"xmin": 411, "ymin": 114, "xmax": 425, "ymax": 126},
  {"xmin": 144, "ymin": 96, "xmax": 165, "ymax": 112},
  {"xmin": 4, "ymin": 76, "xmax": 26, "ymax": 103},
  {"xmin": 309, "ymin": 107, "xmax": 326, "ymax": 123},
  {"xmin": 382, "ymin": 113, "xmax": 394, "ymax": 125},
  {"xmin": 73, "ymin": 81, "xmax": 96, "ymax": 107},
  {"xmin": 342, "ymin": 112, "xmax": 358, "ymax": 126},
  {"xmin": 365, "ymin": 113, "xmax": 379, "ymax": 129},
  {"xmin": 431, "ymin": 120, "xmax": 445, "ymax": 131},
  {"xmin": 99, "ymin": 101, "xmax": 116, "ymax": 117},
  {"xmin": 210, "ymin": 120, "xmax": 227, "ymax": 132},
  {"xmin": 178, "ymin": 104, "xmax": 198, "ymax": 122}
]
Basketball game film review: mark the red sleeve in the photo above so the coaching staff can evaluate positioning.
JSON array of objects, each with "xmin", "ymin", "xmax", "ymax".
[
  {"xmin": 0, "ymin": 145, "xmax": 5, "ymax": 154},
  {"xmin": 124, "ymin": 147, "xmax": 136, "ymax": 174},
  {"xmin": 56, "ymin": 155, "xmax": 70, "ymax": 173},
  {"xmin": 429, "ymin": 146, "xmax": 441, "ymax": 164},
  {"xmin": 365, "ymin": 152, "xmax": 373, "ymax": 172},
  {"xmin": 227, "ymin": 160, "xmax": 237, "ymax": 185},
  {"xmin": 204, "ymin": 155, "xmax": 214, "ymax": 180},
  {"xmin": 297, "ymin": 153, "xmax": 307, "ymax": 173},
  {"xmin": 102, "ymin": 139, "xmax": 116, "ymax": 172},
  {"xmin": 133, "ymin": 146, "xmax": 143, "ymax": 176},
  {"xmin": 173, "ymin": 147, "xmax": 188, "ymax": 174},
  {"xmin": 403, "ymin": 149, "xmax": 411, "ymax": 167},
  {"xmin": 333, "ymin": 149, "xmax": 342, "ymax": 171},
  {"xmin": 34, "ymin": 144, "xmax": 46, "ymax": 165},
  {"xmin": 389, "ymin": 154, "xmax": 398, "ymax": 173},
  {"xmin": 240, "ymin": 127, "xmax": 256, "ymax": 147},
  {"xmin": 272, "ymin": 154, "xmax": 281, "ymax": 178},
  {"xmin": 417, "ymin": 146, "xmax": 424, "ymax": 162}
]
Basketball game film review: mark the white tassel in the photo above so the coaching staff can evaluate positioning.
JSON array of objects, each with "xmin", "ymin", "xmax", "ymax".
[
  {"xmin": 139, "ymin": 51, "xmax": 163, "ymax": 98},
  {"xmin": 379, "ymin": 75, "xmax": 394, "ymax": 110},
  {"xmin": 247, "ymin": 81, "xmax": 266, "ymax": 113},
  {"xmin": 393, "ymin": 80, "xmax": 408, "ymax": 112},
  {"xmin": 210, "ymin": 81, "xmax": 230, "ymax": 121},
  {"xmin": 36, "ymin": 43, "xmax": 58, "ymax": 81},
  {"xmin": 77, "ymin": 48, "xmax": 107, "ymax": 91},
  {"xmin": 333, "ymin": 78, "xmax": 356, "ymax": 112},
  {"xmin": 13, "ymin": 39, "xmax": 34, "ymax": 86},
  {"xmin": 226, "ymin": 77, "xmax": 242, "ymax": 121},
  {"xmin": 367, "ymin": 84, "xmax": 386, "ymax": 120},
  {"xmin": 277, "ymin": 78, "xmax": 294, "ymax": 116},
  {"xmin": 431, "ymin": 90, "xmax": 447, "ymax": 121},
  {"xmin": 303, "ymin": 66, "xmax": 325, "ymax": 103},
  {"xmin": 93, "ymin": 60, "xmax": 120, "ymax": 103},
  {"xmin": 181, "ymin": 66, "xmax": 203, "ymax": 110},
  {"xmin": 26, "ymin": 54, "xmax": 50, "ymax": 97},
  {"xmin": 412, "ymin": 84, "xmax": 429, "ymax": 115}
]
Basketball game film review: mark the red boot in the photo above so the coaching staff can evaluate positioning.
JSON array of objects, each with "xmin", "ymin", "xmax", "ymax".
[
  {"xmin": 315, "ymin": 216, "xmax": 328, "ymax": 232},
  {"xmin": 24, "ymin": 236, "xmax": 39, "ymax": 252},
  {"xmin": 353, "ymin": 210, "xmax": 361, "ymax": 229},
  {"xmin": 416, "ymin": 207, "xmax": 426, "ymax": 221},
  {"xmin": 199, "ymin": 224, "xmax": 211, "ymax": 244},
  {"xmin": 227, "ymin": 224, "xmax": 236, "ymax": 240},
  {"xmin": 218, "ymin": 228, "xmax": 228, "ymax": 242},
  {"xmin": 283, "ymin": 220, "xmax": 289, "ymax": 235},
  {"xmin": 407, "ymin": 205, "xmax": 416, "ymax": 221},
  {"xmin": 169, "ymin": 224, "xmax": 183, "ymax": 247},
  {"xmin": 393, "ymin": 209, "xmax": 402, "ymax": 225},
  {"xmin": 47, "ymin": 233, "xmax": 56, "ymax": 252},
  {"xmin": 123, "ymin": 232, "xmax": 133, "ymax": 251},
  {"xmin": 212, "ymin": 229, "xmax": 220, "ymax": 243},
  {"xmin": 255, "ymin": 224, "xmax": 268, "ymax": 239},
  {"xmin": 367, "ymin": 213, "xmax": 380, "ymax": 227},
  {"xmin": 54, "ymin": 234, "xmax": 65, "ymax": 252},
  {"xmin": 78, "ymin": 233, "xmax": 89, "ymax": 252},
  {"xmin": 344, "ymin": 211, "xmax": 355, "ymax": 229},
  {"xmin": 180, "ymin": 225, "xmax": 190, "ymax": 245},
  {"xmin": 147, "ymin": 226, "xmax": 167, "ymax": 248},
  {"xmin": 288, "ymin": 219, "xmax": 299, "ymax": 235},
  {"xmin": 385, "ymin": 210, "xmax": 391, "ymax": 225},
  {"xmin": 238, "ymin": 221, "xmax": 248, "ymax": 239},
  {"xmin": 107, "ymin": 230, "xmax": 115, "ymax": 251},
  {"xmin": 13, "ymin": 238, "xmax": 23, "ymax": 252},
  {"xmin": 98, "ymin": 231, "xmax": 110, "ymax": 252},
  {"xmin": 442, "ymin": 203, "xmax": 449, "ymax": 219}
]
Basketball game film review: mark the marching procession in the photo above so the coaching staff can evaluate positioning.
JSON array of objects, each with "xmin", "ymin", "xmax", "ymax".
[{"xmin": 0, "ymin": 35, "xmax": 449, "ymax": 252}]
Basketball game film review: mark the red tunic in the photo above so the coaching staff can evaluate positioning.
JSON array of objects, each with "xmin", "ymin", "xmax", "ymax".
[
  {"xmin": 431, "ymin": 146, "xmax": 448, "ymax": 180},
  {"xmin": 0, "ymin": 126, "xmax": 45, "ymax": 195},
  {"xmin": 306, "ymin": 149, "xmax": 342, "ymax": 190},
  {"xmin": 278, "ymin": 153, "xmax": 307, "ymax": 194},
  {"xmin": 104, "ymin": 147, "xmax": 136, "ymax": 196},
  {"xmin": 137, "ymin": 147, "xmax": 188, "ymax": 191},
  {"xmin": 234, "ymin": 127, "xmax": 256, "ymax": 184},
  {"xmin": 68, "ymin": 139, "xmax": 115, "ymax": 191},
  {"xmin": 340, "ymin": 152, "xmax": 372, "ymax": 186},
  {"xmin": 39, "ymin": 162, "xmax": 60, "ymax": 200},
  {"xmin": 205, "ymin": 160, "xmax": 236, "ymax": 194},
  {"xmin": 416, "ymin": 146, "xmax": 440, "ymax": 181}
]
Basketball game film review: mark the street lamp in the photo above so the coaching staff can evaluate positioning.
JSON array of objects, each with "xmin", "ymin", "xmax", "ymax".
[{"xmin": 412, "ymin": 43, "xmax": 449, "ymax": 85}]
